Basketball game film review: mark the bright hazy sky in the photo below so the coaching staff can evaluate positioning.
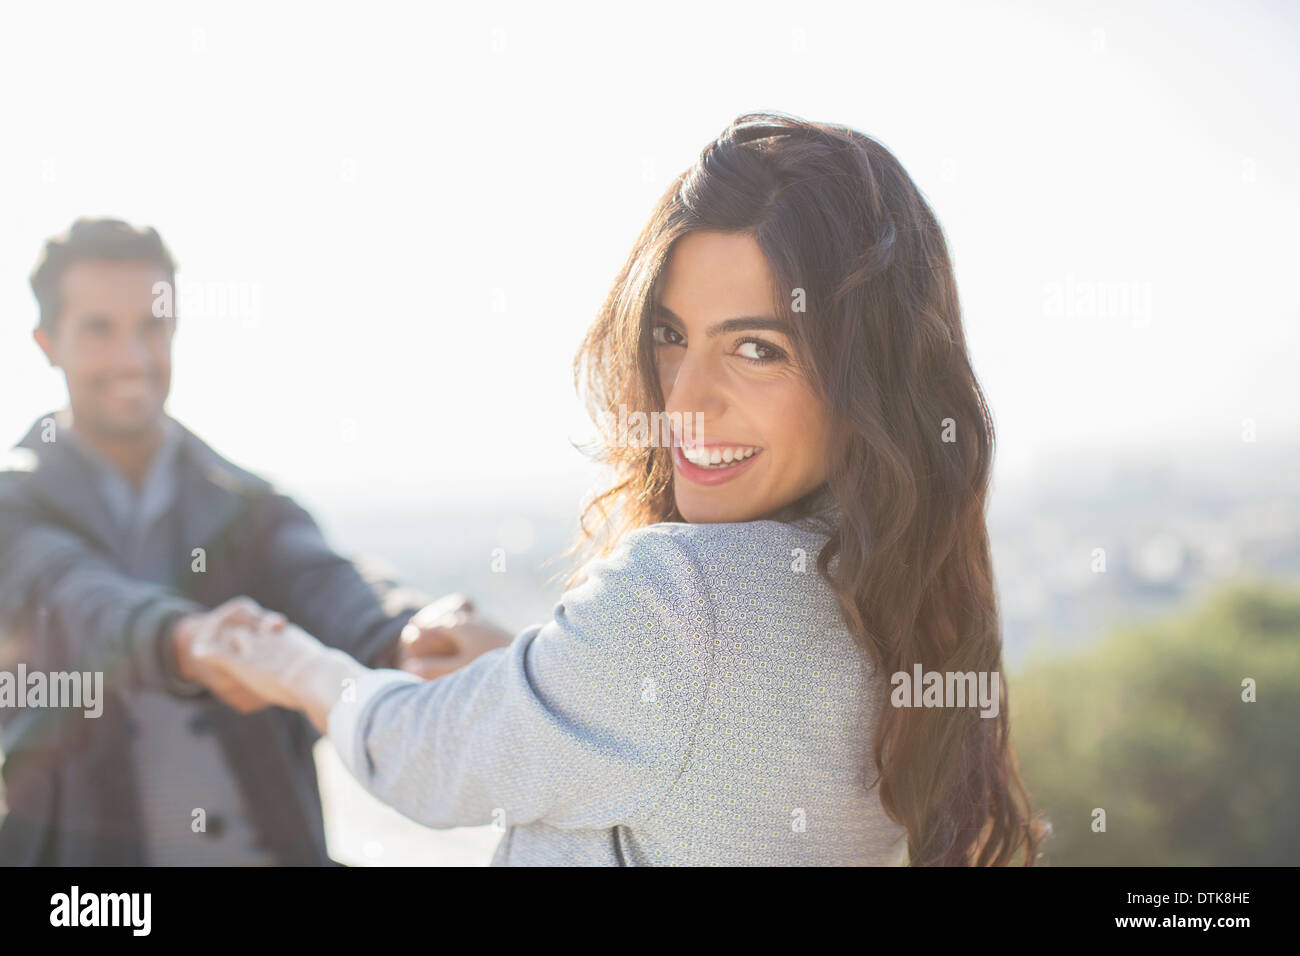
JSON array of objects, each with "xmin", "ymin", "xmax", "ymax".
[{"xmin": 2, "ymin": 0, "xmax": 1297, "ymax": 507}]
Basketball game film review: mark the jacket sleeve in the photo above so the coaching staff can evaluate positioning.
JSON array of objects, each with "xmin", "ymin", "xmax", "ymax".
[
  {"xmin": 247, "ymin": 493, "xmax": 427, "ymax": 669},
  {"xmin": 326, "ymin": 526, "xmax": 717, "ymax": 831},
  {"xmin": 0, "ymin": 475, "xmax": 205, "ymax": 697}
]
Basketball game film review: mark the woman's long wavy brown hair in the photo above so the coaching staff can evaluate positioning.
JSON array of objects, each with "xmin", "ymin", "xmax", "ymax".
[{"xmin": 573, "ymin": 112, "xmax": 1048, "ymax": 865}]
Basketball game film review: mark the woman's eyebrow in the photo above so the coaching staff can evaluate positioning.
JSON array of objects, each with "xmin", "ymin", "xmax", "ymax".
[{"xmin": 653, "ymin": 303, "xmax": 789, "ymax": 338}]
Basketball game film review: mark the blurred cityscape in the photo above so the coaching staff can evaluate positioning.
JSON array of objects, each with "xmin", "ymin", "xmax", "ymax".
[
  {"xmin": 987, "ymin": 438, "xmax": 1300, "ymax": 665},
  {"xmin": 313, "ymin": 438, "xmax": 1300, "ymax": 670}
]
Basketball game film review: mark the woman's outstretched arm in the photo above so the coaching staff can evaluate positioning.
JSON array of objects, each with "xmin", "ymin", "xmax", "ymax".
[{"xmin": 194, "ymin": 526, "xmax": 717, "ymax": 832}]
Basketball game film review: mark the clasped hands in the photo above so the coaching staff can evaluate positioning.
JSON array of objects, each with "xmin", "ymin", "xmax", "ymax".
[{"xmin": 170, "ymin": 593, "xmax": 513, "ymax": 718}]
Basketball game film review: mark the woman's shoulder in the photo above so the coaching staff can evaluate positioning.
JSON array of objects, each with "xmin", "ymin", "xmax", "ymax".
[
  {"xmin": 595, "ymin": 519, "xmax": 836, "ymax": 605},
  {"xmin": 619, "ymin": 486, "xmax": 841, "ymax": 560},
  {"xmin": 623, "ymin": 518, "xmax": 831, "ymax": 560}
]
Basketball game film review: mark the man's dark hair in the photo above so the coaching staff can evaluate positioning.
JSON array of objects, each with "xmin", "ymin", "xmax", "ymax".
[{"xmin": 30, "ymin": 218, "xmax": 177, "ymax": 331}]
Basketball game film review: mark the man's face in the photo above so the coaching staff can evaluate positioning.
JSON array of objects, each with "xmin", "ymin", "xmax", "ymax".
[{"xmin": 34, "ymin": 260, "xmax": 175, "ymax": 439}]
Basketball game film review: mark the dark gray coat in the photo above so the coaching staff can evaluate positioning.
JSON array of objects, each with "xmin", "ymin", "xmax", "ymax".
[{"xmin": 0, "ymin": 415, "xmax": 424, "ymax": 865}]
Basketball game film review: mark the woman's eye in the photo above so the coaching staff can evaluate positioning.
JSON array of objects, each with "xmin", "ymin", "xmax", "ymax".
[
  {"xmin": 735, "ymin": 338, "xmax": 786, "ymax": 363},
  {"xmin": 652, "ymin": 323, "xmax": 685, "ymax": 346}
]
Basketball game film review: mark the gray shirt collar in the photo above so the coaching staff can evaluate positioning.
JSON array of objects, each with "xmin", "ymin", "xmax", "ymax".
[{"xmin": 68, "ymin": 417, "xmax": 183, "ymax": 538}]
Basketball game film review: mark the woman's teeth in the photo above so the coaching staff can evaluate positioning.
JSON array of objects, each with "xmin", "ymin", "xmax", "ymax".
[{"xmin": 682, "ymin": 446, "xmax": 760, "ymax": 469}]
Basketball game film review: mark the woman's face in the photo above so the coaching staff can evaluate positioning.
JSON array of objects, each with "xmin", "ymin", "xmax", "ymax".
[{"xmin": 652, "ymin": 230, "xmax": 830, "ymax": 523}]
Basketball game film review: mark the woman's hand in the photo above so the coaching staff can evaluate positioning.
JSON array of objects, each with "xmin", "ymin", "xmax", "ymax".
[
  {"xmin": 189, "ymin": 599, "xmax": 367, "ymax": 731},
  {"xmin": 190, "ymin": 613, "xmax": 325, "ymax": 709},
  {"xmin": 171, "ymin": 597, "xmax": 287, "ymax": 712}
]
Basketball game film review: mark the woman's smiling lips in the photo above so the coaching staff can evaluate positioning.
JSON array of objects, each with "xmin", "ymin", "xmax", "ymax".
[{"xmin": 673, "ymin": 442, "xmax": 764, "ymax": 486}]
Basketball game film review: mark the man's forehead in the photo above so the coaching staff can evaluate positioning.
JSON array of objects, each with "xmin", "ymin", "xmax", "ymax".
[{"xmin": 59, "ymin": 259, "xmax": 169, "ymax": 310}]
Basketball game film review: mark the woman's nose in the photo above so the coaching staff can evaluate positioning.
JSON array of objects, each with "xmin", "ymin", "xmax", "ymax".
[{"xmin": 664, "ymin": 352, "xmax": 724, "ymax": 425}]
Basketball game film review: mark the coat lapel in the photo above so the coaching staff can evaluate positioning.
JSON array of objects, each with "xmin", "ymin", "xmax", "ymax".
[
  {"xmin": 16, "ymin": 415, "xmax": 125, "ymax": 562},
  {"xmin": 174, "ymin": 443, "xmax": 248, "ymax": 567}
]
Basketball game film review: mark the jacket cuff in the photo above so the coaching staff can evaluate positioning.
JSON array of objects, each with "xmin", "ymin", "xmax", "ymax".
[
  {"xmin": 327, "ymin": 668, "xmax": 422, "ymax": 779},
  {"xmin": 359, "ymin": 613, "xmax": 420, "ymax": 671},
  {"xmin": 130, "ymin": 596, "xmax": 208, "ymax": 696}
]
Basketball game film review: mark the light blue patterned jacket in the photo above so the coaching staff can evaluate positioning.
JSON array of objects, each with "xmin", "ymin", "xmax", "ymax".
[{"xmin": 328, "ymin": 518, "xmax": 907, "ymax": 865}]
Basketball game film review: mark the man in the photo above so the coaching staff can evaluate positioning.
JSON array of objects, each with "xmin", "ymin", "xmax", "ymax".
[{"xmin": 0, "ymin": 218, "xmax": 504, "ymax": 865}]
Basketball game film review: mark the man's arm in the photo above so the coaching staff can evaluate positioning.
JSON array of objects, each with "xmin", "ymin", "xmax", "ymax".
[
  {"xmin": 0, "ymin": 478, "xmax": 205, "ymax": 696},
  {"xmin": 0, "ymin": 476, "xmax": 277, "ymax": 711}
]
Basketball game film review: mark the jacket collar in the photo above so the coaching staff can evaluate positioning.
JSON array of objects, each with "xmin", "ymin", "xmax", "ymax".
[
  {"xmin": 11, "ymin": 411, "xmax": 269, "ymax": 561},
  {"xmin": 771, "ymin": 484, "xmax": 843, "ymax": 535}
]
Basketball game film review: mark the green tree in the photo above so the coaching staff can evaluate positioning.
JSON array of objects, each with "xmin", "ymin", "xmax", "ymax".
[{"xmin": 1012, "ymin": 580, "xmax": 1300, "ymax": 865}]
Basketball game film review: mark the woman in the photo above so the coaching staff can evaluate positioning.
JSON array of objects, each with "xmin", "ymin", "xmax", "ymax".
[{"xmin": 195, "ymin": 112, "xmax": 1047, "ymax": 866}]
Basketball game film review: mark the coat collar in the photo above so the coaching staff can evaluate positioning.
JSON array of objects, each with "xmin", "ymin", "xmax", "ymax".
[{"xmin": 9, "ymin": 412, "xmax": 270, "ymax": 561}]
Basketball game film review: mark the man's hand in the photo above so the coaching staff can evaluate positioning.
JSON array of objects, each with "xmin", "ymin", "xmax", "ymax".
[
  {"xmin": 170, "ymin": 597, "xmax": 286, "ymax": 713},
  {"xmin": 396, "ymin": 594, "xmax": 514, "ymax": 680}
]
